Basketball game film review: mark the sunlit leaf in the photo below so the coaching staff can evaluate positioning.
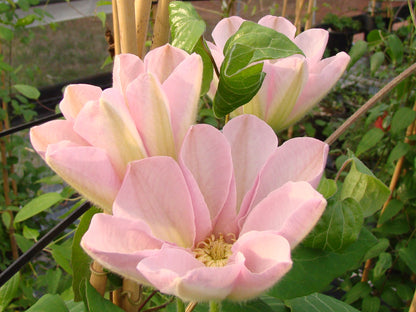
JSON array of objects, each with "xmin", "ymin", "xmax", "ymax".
[
  {"xmin": 0, "ymin": 273, "xmax": 20, "ymax": 312},
  {"xmin": 26, "ymin": 294, "xmax": 69, "ymax": 312},
  {"xmin": 84, "ymin": 280, "xmax": 124, "ymax": 312},
  {"xmin": 13, "ymin": 84, "xmax": 40, "ymax": 100},
  {"xmin": 14, "ymin": 192, "xmax": 63, "ymax": 223},
  {"xmin": 355, "ymin": 127, "xmax": 384, "ymax": 156}
]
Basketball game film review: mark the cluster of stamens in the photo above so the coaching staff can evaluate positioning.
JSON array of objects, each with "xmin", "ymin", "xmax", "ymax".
[{"xmin": 193, "ymin": 233, "xmax": 236, "ymax": 267}]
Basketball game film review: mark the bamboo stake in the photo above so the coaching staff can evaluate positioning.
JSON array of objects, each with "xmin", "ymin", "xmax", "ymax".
[
  {"xmin": 151, "ymin": 0, "xmax": 171, "ymax": 50},
  {"xmin": 112, "ymin": 0, "xmax": 121, "ymax": 55},
  {"xmin": 281, "ymin": 0, "xmax": 288, "ymax": 17},
  {"xmin": 410, "ymin": 288, "xmax": 416, "ymax": 312},
  {"xmin": 121, "ymin": 279, "xmax": 142, "ymax": 312},
  {"xmin": 135, "ymin": 0, "xmax": 152, "ymax": 58},
  {"xmin": 116, "ymin": 0, "xmax": 138, "ymax": 55},
  {"xmin": 304, "ymin": 0, "xmax": 314, "ymax": 30},
  {"xmin": 89, "ymin": 261, "xmax": 107, "ymax": 296},
  {"xmin": 371, "ymin": 0, "xmax": 377, "ymax": 16},
  {"xmin": 294, "ymin": 0, "xmax": 305, "ymax": 32}
]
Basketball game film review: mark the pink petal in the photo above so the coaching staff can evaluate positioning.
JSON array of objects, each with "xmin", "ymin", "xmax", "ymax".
[
  {"xmin": 228, "ymin": 231, "xmax": 292, "ymax": 300},
  {"xmin": 46, "ymin": 143, "xmax": 121, "ymax": 212},
  {"xmin": 113, "ymin": 157, "xmax": 195, "ymax": 248},
  {"xmin": 144, "ymin": 44, "xmax": 189, "ymax": 84},
  {"xmin": 222, "ymin": 115, "xmax": 277, "ymax": 210},
  {"xmin": 81, "ymin": 213, "xmax": 163, "ymax": 284},
  {"xmin": 59, "ymin": 84, "xmax": 102, "ymax": 121},
  {"xmin": 251, "ymin": 56, "xmax": 308, "ymax": 131},
  {"xmin": 30, "ymin": 120, "xmax": 88, "ymax": 157},
  {"xmin": 212, "ymin": 16, "xmax": 245, "ymax": 50},
  {"xmin": 241, "ymin": 137, "xmax": 328, "ymax": 217},
  {"xmin": 288, "ymin": 52, "xmax": 350, "ymax": 125},
  {"xmin": 258, "ymin": 15, "xmax": 296, "ymax": 40},
  {"xmin": 137, "ymin": 246, "xmax": 242, "ymax": 302},
  {"xmin": 240, "ymin": 181, "xmax": 326, "ymax": 248},
  {"xmin": 113, "ymin": 53, "xmax": 145, "ymax": 94},
  {"xmin": 179, "ymin": 124, "xmax": 236, "ymax": 231},
  {"xmin": 74, "ymin": 88, "xmax": 147, "ymax": 178},
  {"xmin": 126, "ymin": 73, "xmax": 176, "ymax": 157},
  {"xmin": 162, "ymin": 53, "xmax": 203, "ymax": 151},
  {"xmin": 294, "ymin": 28, "xmax": 329, "ymax": 64}
]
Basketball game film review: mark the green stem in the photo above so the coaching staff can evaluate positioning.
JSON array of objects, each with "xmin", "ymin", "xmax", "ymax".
[
  {"xmin": 176, "ymin": 298, "xmax": 185, "ymax": 312},
  {"xmin": 209, "ymin": 301, "xmax": 220, "ymax": 312}
]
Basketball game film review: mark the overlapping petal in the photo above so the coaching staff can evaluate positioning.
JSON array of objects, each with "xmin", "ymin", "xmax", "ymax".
[
  {"xmin": 30, "ymin": 44, "xmax": 203, "ymax": 213},
  {"xmin": 81, "ymin": 115, "xmax": 328, "ymax": 302},
  {"xmin": 209, "ymin": 15, "xmax": 350, "ymax": 131}
]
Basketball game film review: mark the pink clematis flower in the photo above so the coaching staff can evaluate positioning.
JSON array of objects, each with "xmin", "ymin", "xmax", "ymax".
[
  {"xmin": 208, "ymin": 15, "xmax": 350, "ymax": 131},
  {"xmin": 30, "ymin": 44, "xmax": 203, "ymax": 213},
  {"xmin": 81, "ymin": 115, "xmax": 328, "ymax": 301}
]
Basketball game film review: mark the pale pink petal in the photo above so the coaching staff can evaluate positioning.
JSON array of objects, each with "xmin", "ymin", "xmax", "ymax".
[
  {"xmin": 180, "ymin": 124, "xmax": 236, "ymax": 229},
  {"xmin": 81, "ymin": 213, "xmax": 163, "ymax": 284},
  {"xmin": 59, "ymin": 84, "xmax": 102, "ymax": 121},
  {"xmin": 287, "ymin": 52, "xmax": 350, "ymax": 125},
  {"xmin": 222, "ymin": 115, "xmax": 277, "ymax": 210},
  {"xmin": 144, "ymin": 44, "xmax": 189, "ymax": 83},
  {"xmin": 45, "ymin": 143, "xmax": 121, "ymax": 212},
  {"xmin": 240, "ymin": 182, "xmax": 326, "ymax": 247},
  {"xmin": 242, "ymin": 56, "xmax": 308, "ymax": 132},
  {"xmin": 137, "ymin": 246, "xmax": 243, "ymax": 302},
  {"xmin": 113, "ymin": 53, "xmax": 145, "ymax": 94},
  {"xmin": 258, "ymin": 15, "xmax": 296, "ymax": 40},
  {"xmin": 241, "ymin": 137, "xmax": 328, "ymax": 217},
  {"xmin": 30, "ymin": 120, "xmax": 88, "ymax": 157},
  {"xmin": 74, "ymin": 88, "xmax": 147, "ymax": 178},
  {"xmin": 294, "ymin": 28, "xmax": 329, "ymax": 64},
  {"xmin": 113, "ymin": 157, "xmax": 195, "ymax": 248},
  {"xmin": 162, "ymin": 53, "xmax": 203, "ymax": 151},
  {"xmin": 126, "ymin": 73, "xmax": 176, "ymax": 157},
  {"xmin": 228, "ymin": 231, "xmax": 292, "ymax": 300},
  {"xmin": 212, "ymin": 16, "xmax": 245, "ymax": 50}
]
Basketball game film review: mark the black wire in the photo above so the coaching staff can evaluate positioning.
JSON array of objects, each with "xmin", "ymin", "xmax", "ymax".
[
  {"xmin": 0, "ymin": 113, "xmax": 63, "ymax": 138},
  {"xmin": 0, "ymin": 201, "xmax": 91, "ymax": 287}
]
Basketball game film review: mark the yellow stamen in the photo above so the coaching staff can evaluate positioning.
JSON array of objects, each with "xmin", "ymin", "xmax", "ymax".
[{"xmin": 193, "ymin": 233, "xmax": 236, "ymax": 267}]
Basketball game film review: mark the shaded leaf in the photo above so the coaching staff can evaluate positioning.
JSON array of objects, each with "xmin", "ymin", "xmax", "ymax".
[
  {"xmin": 84, "ymin": 280, "xmax": 124, "ymax": 312},
  {"xmin": 378, "ymin": 199, "xmax": 403, "ymax": 225},
  {"xmin": 390, "ymin": 107, "xmax": 416, "ymax": 136},
  {"xmin": 317, "ymin": 177, "xmax": 337, "ymax": 199},
  {"xmin": 398, "ymin": 239, "xmax": 416, "ymax": 274},
  {"xmin": 285, "ymin": 293, "xmax": 360, "ymax": 312},
  {"xmin": 347, "ymin": 40, "xmax": 367, "ymax": 70},
  {"xmin": 363, "ymin": 238, "xmax": 389, "ymax": 260},
  {"xmin": 356, "ymin": 127, "xmax": 384, "ymax": 156},
  {"xmin": 370, "ymin": 51, "xmax": 385, "ymax": 74},
  {"xmin": 26, "ymin": 294, "xmax": 69, "ymax": 312},
  {"xmin": 0, "ymin": 273, "xmax": 20, "ymax": 312},
  {"xmin": 13, "ymin": 84, "xmax": 40, "ymax": 100}
]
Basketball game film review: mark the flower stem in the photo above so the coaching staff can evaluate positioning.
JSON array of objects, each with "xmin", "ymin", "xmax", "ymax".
[
  {"xmin": 176, "ymin": 298, "xmax": 185, "ymax": 312},
  {"xmin": 209, "ymin": 301, "xmax": 220, "ymax": 312}
]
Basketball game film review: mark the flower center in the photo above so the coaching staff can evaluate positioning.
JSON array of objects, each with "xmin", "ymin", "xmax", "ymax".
[{"xmin": 193, "ymin": 233, "xmax": 236, "ymax": 267}]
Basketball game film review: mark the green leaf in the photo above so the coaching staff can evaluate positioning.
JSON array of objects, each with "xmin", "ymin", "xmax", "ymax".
[
  {"xmin": 398, "ymin": 239, "xmax": 416, "ymax": 274},
  {"xmin": 193, "ymin": 38, "xmax": 214, "ymax": 96},
  {"xmin": 370, "ymin": 51, "xmax": 385, "ymax": 74},
  {"xmin": 169, "ymin": 1, "xmax": 206, "ymax": 53},
  {"xmin": 0, "ymin": 26, "xmax": 13, "ymax": 42},
  {"xmin": 387, "ymin": 142, "xmax": 409, "ymax": 164},
  {"xmin": 285, "ymin": 293, "xmax": 360, "ymax": 312},
  {"xmin": 317, "ymin": 177, "xmax": 337, "ymax": 199},
  {"xmin": 13, "ymin": 84, "xmax": 40, "ymax": 100},
  {"xmin": 0, "ymin": 273, "xmax": 20, "ymax": 312},
  {"xmin": 355, "ymin": 127, "xmax": 384, "ymax": 156},
  {"xmin": 96, "ymin": 11, "xmax": 106, "ymax": 28},
  {"xmin": 51, "ymin": 242, "xmax": 73, "ymax": 275},
  {"xmin": 376, "ymin": 214, "xmax": 410, "ymax": 235},
  {"xmin": 42, "ymin": 268, "xmax": 63, "ymax": 294},
  {"xmin": 72, "ymin": 206, "xmax": 100, "ymax": 301},
  {"xmin": 361, "ymin": 296, "xmax": 380, "ymax": 312},
  {"xmin": 23, "ymin": 225, "xmax": 40, "ymax": 240},
  {"xmin": 26, "ymin": 294, "xmax": 69, "ymax": 312},
  {"xmin": 84, "ymin": 280, "xmax": 124, "ymax": 312},
  {"xmin": 373, "ymin": 252, "xmax": 392, "ymax": 280},
  {"xmin": 378, "ymin": 199, "xmax": 403, "ymax": 225},
  {"xmin": 363, "ymin": 238, "xmax": 389, "ymax": 260},
  {"xmin": 340, "ymin": 156, "xmax": 390, "ymax": 217},
  {"xmin": 14, "ymin": 233, "xmax": 34, "ymax": 252},
  {"xmin": 347, "ymin": 40, "xmax": 367, "ymax": 70},
  {"xmin": 385, "ymin": 34, "xmax": 403, "ymax": 65},
  {"xmin": 14, "ymin": 192, "xmax": 63, "ymax": 223},
  {"xmin": 303, "ymin": 197, "xmax": 363, "ymax": 251},
  {"xmin": 269, "ymin": 228, "xmax": 377, "ymax": 299},
  {"xmin": 390, "ymin": 107, "xmax": 416, "ymax": 136},
  {"xmin": 222, "ymin": 297, "xmax": 278, "ymax": 312},
  {"xmin": 213, "ymin": 21, "xmax": 303, "ymax": 117},
  {"xmin": 16, "ymin": 14, "xmax": 36, "ymax": 27},
  {"xmin": 1, "ymin": 212, "xmax": 12, "ymax": 229},
  {"xmin": 344, "ymin": 282, "xmax": 372, "ymax": 305}
]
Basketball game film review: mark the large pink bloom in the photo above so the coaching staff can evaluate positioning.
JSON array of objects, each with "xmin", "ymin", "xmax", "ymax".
[
  {"xmin": 81, "ymin": 115, "xmax": 328, "ymax": 301},
  {"xmin": 30, "ymin": 45, "xmax": 203, "ymax": 213},
  {"xmin": 208, "ymin": 15, "xmax": 350, "ymax": 131}
]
